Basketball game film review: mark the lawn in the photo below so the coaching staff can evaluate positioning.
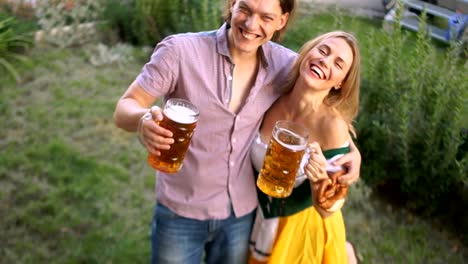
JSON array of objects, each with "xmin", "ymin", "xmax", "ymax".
[
  {"xmin": 0, "ymin": 45, "xmax": 155, "ymax": 263},
  {"xmin": 1, "ymin": 6, "xmax": 467, "ymax": 264}
]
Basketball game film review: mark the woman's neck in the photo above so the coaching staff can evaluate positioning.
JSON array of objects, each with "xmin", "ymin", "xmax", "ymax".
[{"xmin": 282, "ymin": 80, "xmax": 329, "ymax": 120}]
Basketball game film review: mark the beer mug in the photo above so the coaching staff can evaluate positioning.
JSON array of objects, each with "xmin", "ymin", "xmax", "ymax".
[
  {"xmin": 256, "ymin": 120, "xmax": 309, "ymax": 198},
  {"xmin": 147, "ymin": 98, "xmax": 199, "ymax": 173}
]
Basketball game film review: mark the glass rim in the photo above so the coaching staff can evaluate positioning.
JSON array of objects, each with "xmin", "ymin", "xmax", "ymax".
[
  {"xmin": 274, "ymin": 120, "xmax": 309, "ymax": 137},
  {"xmin": 166, "ymin": 98, "xmax": 200, "ymax": 117}
]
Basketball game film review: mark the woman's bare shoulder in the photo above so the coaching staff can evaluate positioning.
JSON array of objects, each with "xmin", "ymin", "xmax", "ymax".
[{"xmin": 317, "ymin": 112, "xmax": 349, "ymax": 150}]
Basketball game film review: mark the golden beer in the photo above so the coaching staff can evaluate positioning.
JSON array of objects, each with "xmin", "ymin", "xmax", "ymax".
[
  {"xmin": 257, "ymin": 121, "xmax": 309, "ymax": 198},
  {"xmin": 147, "ymin": 99, "xmax": 199, "ymax": 173}
]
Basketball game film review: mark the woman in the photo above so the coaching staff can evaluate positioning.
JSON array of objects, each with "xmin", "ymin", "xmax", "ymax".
[{"xmin": 249, "ymin": 31, "xmax": 361, "ymax": 263}]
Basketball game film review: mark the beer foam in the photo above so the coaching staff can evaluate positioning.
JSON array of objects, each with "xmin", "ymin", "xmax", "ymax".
[
  {"xmin": 164, "ymin": 105, "xmax": 198, "ymax": 124},
  {"xmin": 278, "ymin": 141, "xmax": 306, "ymax": 152},
  {"xmin": 274, "ymin": 128, "xmax": 307, "ymax": 151}
]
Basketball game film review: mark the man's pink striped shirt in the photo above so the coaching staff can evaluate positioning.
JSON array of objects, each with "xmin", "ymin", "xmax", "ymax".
[{"xmin": 136, "ymin": 24, "xmax": 296, "ymax": 220}]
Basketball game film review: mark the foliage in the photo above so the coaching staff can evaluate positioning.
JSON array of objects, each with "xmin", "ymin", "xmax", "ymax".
[
  {"xmin": 100, "ymin": 0, "xmax": 140, "ymax": 45},
  {"xmin": 98, "ymin": 0, "xmax": 222, "ymax": 46},
  {"xmin": 356, "ymin": 2, "xmax": 468, "ymax": 220},
  {"xmin": 85, "ymin": 42, "xmax": 135, "ymax": 66},
  {"xmin": 35, "ymin": 0, "xmax": 104, "ymax": 47},
  {"xmin": 133, "ymin": 0, "xmax": 222, "ymax": 46},
  {"xmin": 0, "ymin": 13, "xmax": 34, "ymax": 82},
  {"xmin": 0, "ymin": 0, "xmax": 36, "ymax": 20}
]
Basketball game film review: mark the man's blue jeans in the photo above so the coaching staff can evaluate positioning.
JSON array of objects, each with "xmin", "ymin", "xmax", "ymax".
[{"xmin": 150, "ymin": 203, "xmax": 254, "ymax": 264}]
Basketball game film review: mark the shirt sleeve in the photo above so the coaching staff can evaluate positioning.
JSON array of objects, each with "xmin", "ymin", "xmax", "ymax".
[{"xmin": 136, "ymin": 36, "xmax": 180, "ymax": 98}]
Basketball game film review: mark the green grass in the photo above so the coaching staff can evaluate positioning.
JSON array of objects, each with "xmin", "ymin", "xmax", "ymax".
[
  {"xmin": 343, "ymin": 182, "xmax": 468, "ymax": 263},
  {"xmin": 0, "ymin": 46, "xmax": 155, "ymax": 263},
  {"xmin": 1, "ymin": 8, "xmax": 467, "ymax": 263}
]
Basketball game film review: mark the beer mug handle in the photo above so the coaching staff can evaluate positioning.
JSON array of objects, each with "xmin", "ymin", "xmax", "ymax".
[
  {"xmin": 303, "ymin": 145, "xmax": 330, "ymax": 184},
  {"xmin": 293, "ymin": 145, "xmax": 312, "ymax": 188},
  {"xmin": 137, "ymin": 111, "xmax": 153, "ymax": 147}
]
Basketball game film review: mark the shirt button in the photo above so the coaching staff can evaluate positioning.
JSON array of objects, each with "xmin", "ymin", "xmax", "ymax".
[
  {"xmin": 232, "ymin": 138, "xmax": 236, "ymax": 144},
  {"xmin": 228, "ymin": 76, "xmax": 233, "ymax": 81},
  {"xmin": 236, "ymin": 116, "xmax": 241, "ymax": 121},
  {"xmin": 230, "ymin": 161, "xmax": 235, "ymax": 166}
]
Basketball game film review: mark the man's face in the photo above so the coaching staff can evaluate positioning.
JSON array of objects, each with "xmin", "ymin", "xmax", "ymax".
[{"xmin": 228, "ymin": 0, "xmax": 289, "ymax": 57}]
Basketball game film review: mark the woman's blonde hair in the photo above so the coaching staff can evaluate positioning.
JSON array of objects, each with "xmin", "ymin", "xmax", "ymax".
[{"xmin": 285, "ymin": 31, "xmax": 361, "ymax": 134}]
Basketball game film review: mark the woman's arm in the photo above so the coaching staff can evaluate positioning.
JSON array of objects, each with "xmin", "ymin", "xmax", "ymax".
[{"xmin": 304, "ymin": 142, "xmax": 334, "ymax": 218}]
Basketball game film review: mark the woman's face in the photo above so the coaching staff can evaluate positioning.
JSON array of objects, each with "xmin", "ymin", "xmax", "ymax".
[{"xmin": 299, "ymin": 37, "xmax": 354, "ymax": 92}]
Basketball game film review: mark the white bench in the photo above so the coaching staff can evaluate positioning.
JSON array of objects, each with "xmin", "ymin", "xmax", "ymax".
[{"xmin": 385, "ymin": 0, "xmax": 466, "ymax": 42}]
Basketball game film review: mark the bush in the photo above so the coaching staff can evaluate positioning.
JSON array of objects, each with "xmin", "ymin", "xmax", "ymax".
[
  {"xmin": 356, "ymin": 5, "xmax": 468, "ymax": 218},
  {"xmin": 35, "ymin": 0, "xmax": 104, "ymax": 47},
  {"xmin": 100, "ymin": 0, "xmax": 139, "ymax": 45},
  {"xmin": 99, "ymin": 0, "xmax": 222, "ymax": 46},
  {"xmin": 0, "ymin": 13, "xmax": 34, "ymax": 82},
  {"xmin": 0, "ymin": 0, "xmax": 36, "ymax": 20},
  {"xmin": 133, "ymin": 0, "xmax": 222, "ymax": 46}
]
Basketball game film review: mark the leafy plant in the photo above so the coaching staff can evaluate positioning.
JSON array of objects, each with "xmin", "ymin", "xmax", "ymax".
[
  {"xmin": 0, "ymin": 14, "xmax": 33, "ymax": 82},
  {"xmin": 100, "ymin": 0, "xmax": 139, "ymax": 45},
  {"xmin": 133, "ymin": 0, "xmax": 222, "ymax": 46},
  {"xmin": 356, "ymin": 2, "xmax": 468, "ymax": 219},
  {"xmin": 0, "ymin": 0, "xmax": 36, "ymax": 20}
]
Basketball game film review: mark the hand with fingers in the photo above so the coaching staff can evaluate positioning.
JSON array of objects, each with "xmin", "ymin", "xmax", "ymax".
[
  {"xmin": 138, "ymin": 106, "xmax": 175, "ymax": 156},
  {"xmin": 304, "ymin": 142, "xmax": 328, "ymax": 183},
  {"xmin": 304, "ymin": 142, "xmax": 348, "ymax": 215},
  {"xmin": 333, "ymin": 139, "xmax": 361, "ymax": 185}
]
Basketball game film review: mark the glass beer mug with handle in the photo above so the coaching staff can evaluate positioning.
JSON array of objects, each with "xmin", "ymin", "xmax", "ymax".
[
  {"xmin": 147, "ymin": 98, "xmax": 199, "ymax": 173},
  {"xmin": 257, "ymin": 120, "xmax": 309, "ymax": 198}
]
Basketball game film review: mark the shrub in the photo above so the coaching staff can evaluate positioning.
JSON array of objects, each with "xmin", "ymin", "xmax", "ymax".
[
  {"xmin": 100, "ymin": 0, "xmax": 139, "ymax": 45},
  {"xmin": 35, "ymin": 0, "xmax": 104, "ymax": 48},
  {"xmin": 0, "ymin": 13, "xmax": 34, "ymax": 82},
  {"xmin": 356, "ymin": 4, "xmax": 468, "ymax": 217},
  {"xmin": 133, "ymin": 0, "xmax": 222, "ymax": 46},
  {"xmin": 0, "ymin": 0, "xmax": 36, "ymax": 20}
]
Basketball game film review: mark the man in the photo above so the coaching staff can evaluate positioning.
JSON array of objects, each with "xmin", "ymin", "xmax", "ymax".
[{"xmin": 113, "ymin": 0, "xmax": 361, "ymax": 263}]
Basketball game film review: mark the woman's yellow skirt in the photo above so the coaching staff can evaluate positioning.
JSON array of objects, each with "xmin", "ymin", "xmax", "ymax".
[{"xmin": 249, "ymin": 207, "xmax": 347, "ymax": 264}]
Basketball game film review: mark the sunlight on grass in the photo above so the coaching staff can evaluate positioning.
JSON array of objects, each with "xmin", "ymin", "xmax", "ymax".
[{"xmin": 0, "ymin": 45, "xmax": 156, "ymax": 263}]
